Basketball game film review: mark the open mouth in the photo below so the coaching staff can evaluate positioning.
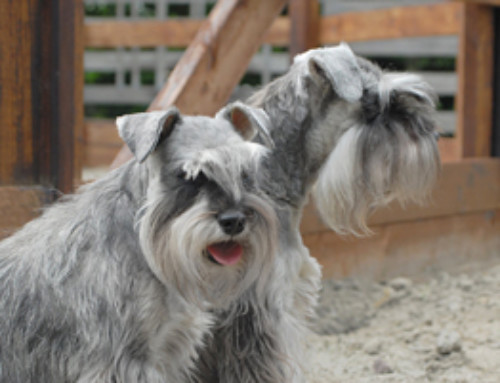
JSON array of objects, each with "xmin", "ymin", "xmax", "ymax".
[{"xmin": 206, "ymin": 241, "xmax": 243, "ymax": 266}]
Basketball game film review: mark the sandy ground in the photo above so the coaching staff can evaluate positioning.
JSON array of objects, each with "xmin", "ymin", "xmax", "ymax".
[{"xmin": 306, "ymin": 261, "xmax": 500, "ymax": 383}]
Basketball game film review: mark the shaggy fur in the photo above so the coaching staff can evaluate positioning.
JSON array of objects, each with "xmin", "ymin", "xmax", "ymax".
[
  {"xmin": 0, "ymin": 43, "xmax": 440, "ymax": 383},
  {"xmin": 0, "ymin": 105, "xmax": 277, "ymax": 382},
  {"xmin": 193, "ymin": 43, "xmax": 440, "ymax": 382}
]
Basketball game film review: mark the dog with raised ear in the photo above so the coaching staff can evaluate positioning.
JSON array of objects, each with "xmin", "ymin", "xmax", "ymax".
[
  {"xmin": 251, "ymin": 42, "xmax": 440, "ymax": 235},
  {"xmin": 193, "ymin": 44, "xmax": 440, "ymax": 383},
  {"xmin": 0, "ymin": 104, "xmax": 276, "ymax": 382}
]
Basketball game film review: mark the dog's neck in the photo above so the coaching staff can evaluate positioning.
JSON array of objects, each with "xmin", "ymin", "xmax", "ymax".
[{"xmin": 249, "ymin": 74, "xmax": 337, "ymax": 210}]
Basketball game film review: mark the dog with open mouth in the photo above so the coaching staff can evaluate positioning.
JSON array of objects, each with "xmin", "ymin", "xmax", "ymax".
[
  {"xmin": 193, "ymin": 43, "xmax": 441, "ymax": 382},
  {"xmin": 0, "ymin": 103, "xmax": 276, "ymax": 382}
]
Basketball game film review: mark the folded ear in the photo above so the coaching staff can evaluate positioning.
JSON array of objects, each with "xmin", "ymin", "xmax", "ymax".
[
  {"xmin": 306, "ymin": 43, "xmax": 363, "ymax": 102},
  {"xmin": 116, "ymin": 107, "xmax": 180, "ymax": 163},
  {"xmin": 216, "ymin": 102, "xmax": 274, "ymax": 149}
]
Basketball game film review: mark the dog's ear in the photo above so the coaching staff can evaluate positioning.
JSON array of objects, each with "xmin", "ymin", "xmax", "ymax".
[
  {"xmin": 217, "ymin": 102, "xmax": 274, "ymax": 149},
  {"xmin": 116, "ymin": 108, "xmax": 181, "ymax": 163},
  {"xmin": 307, "ymin": 43, "xmax": 363, "ymax": 102}
]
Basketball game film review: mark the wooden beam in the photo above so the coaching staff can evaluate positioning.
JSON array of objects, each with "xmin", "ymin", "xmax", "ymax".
[
  {"xmin": 0, "ymin": 0, "xmax": 80, "ymax": 192},
  {"xmin": 454, "ymin": 0, "xmax": 500, "ymax": 5},
  {"xmin": 111, "ymin": 0, "xmax": 288, "ymax": 168},
  {"xmin": 0, "ymin": 187, "xmax": 54, "ymax": 240},
  {"xmin": 0, "ymin": 0, "xmax": 82, "ymax": 236},
  {"xmin": 0, "ymin": 0, "xmax": 36, "ymax": 185},
  {"xmin": 300, "ymin": 158, "xmax": 500, "ymax": 234},
  {"xmin": 83, "ymin": 120, "xmax": 122, "ymax": 167},
  {"xmin": 49, "ymin": 0, "xmax": 80, "ymax": 192},
  {"xmin": 85, "ymin": 19, "xmax": 202, "ymax": 48},
  {"xmin": 319, "ymin": 3, "xmax": 461, "ymax": 45},
  {"xmin": 455, "ymin": 4, "xmax": 495, "ymax": 157},
  {"xmin": 84, "ymin": 17, "xmax": 290, "ymax": 48},
  {"xmin": 263, "ymin": 16, "xmax": 289, "ymax": 47},
  {"xmin": 74, "ymin": 0, "xmax": 84, "ymax": 185},
  {"xmin": 304, "ymin": 209, "xmax": 500, "ymax": 281},
  {"xmin": 438, "ymin": 137, "xmax": 460, "ymax": 162},
  {"xmin": 494, "ymin": 8, "xmax": 500, "ymax": 157},
  {"xmin": 289, "ymin": 0, "xmax": 320, "ymax": 58}
]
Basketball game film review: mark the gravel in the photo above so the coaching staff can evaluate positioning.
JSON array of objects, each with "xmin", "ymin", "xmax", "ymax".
[{"xmin": 306, "ymin": 262, "xmax": 500, "ymax": 382}]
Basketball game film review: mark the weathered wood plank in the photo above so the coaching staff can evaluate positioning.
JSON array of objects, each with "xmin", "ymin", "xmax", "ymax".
[
  {"xmin": 320, "ymin": 3, "xmax": 461, "ymax": 44},
  {"xmin": 0, "ymin": 187, "xmax": 54, "ymax": 240},
  {"xmin": 304, "ymin": 209, "xmax": 500, "ymax": 280},
  {"xmin": 300, "ymin": 158, "xmax": 500, "ymax": 234},
  {"xmin": 74, "ymin": 0, "xmax": 84, "ymax": 185},
  {"xmin": 53, "ymin": 0, "xmax": 80, "ymax": 192},
  {"xmin": 85, "ymin": 119, "xmax": 121, "ymax": 146},
  {"xmin": 455, "ymin": 4, "xmax": 494, "ymax": 157},
  {"xmin": 493, "ymin": 8, "xmax": 500, "ymax": 157},
  {"xmin": 438, "ymin": 137, "xmax": 460, "ymax": 162},
  {"xmin": 0, "ymin": 0, "xmax": 79, "ymax": 192},
  {"xmin": 85, "ymin": 19, "xmax": 202, "ymax": 48},
  {"xmin": 454, "ymin": 0, "xmax": 500, "ymax": 5},
  {"xmin": 84, "ymin": 17, "xmax": 289, "ymax": 48},
  {"xmin": 83, "ymin": 120, "xmax": 122, "ymax": 167},
  {"xmin": 263, "ymin": 16, "xmax": 289, "ymax": 47},
  {"xmin": 0, "ymin": 0, "xmax": 36, "ymax": 184},
  {"xmin": 289, "ymin": 0, "xmax": 320, "ymax": 57}
]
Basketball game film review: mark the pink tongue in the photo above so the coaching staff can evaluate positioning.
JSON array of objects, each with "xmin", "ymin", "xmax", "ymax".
[{"xmin": 207, "ymin": 242, "xmax": 243, "ymax": 266}]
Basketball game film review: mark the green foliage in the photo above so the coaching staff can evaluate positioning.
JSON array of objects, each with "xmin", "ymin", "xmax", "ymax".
[
  {"xmin": 85, "ymin": 3, "xmax": 116, "ymax": 17},
  {"xmin": 85, "ymin": 72, "xmax": 115, "ymax": 85},
  {"xmin": 240, "ymin": 73, "xmax": 262, "ymax": 86},
  {"xmin": 141, "ymin": 70, "xmax": 155, "ymax": 85}
]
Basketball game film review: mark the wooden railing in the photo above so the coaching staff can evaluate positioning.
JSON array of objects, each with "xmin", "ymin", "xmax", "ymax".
[{"xmin": 82, "ymin": 1, "xmax": 468, "ymax": 166}]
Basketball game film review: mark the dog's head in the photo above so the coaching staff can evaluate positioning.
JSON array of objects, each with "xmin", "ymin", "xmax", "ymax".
[
  {"xmin": 252, "ymin": 43, "xmax": 440, "ymax": 235},
  {"xmin": 116, "ymin": 103, "xmax": 277, "ymax": 307}
]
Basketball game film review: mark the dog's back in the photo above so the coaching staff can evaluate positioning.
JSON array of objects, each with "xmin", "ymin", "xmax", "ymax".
[{"xmin": 0, "ymin": 165, "xmax": 170, "ymax": 382}]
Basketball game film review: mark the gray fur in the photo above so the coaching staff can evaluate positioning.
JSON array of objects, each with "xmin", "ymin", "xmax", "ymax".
[
  {"xmin": 0, "ymin": 43, "xmax": 441, "ymax": 383},
  {"xmin": 193, "ymin": 44, "xmax": 440, "ymax": 382},
  {"xmin": 0, "ymin": 106, "xmax": 277, "ymax": 382}
]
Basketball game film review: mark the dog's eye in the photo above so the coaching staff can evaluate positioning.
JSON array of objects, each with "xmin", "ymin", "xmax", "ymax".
[
  {"xmin": 192, "ymin": 172, "xmax": 208, "ymax": 186},
  {"xmin": 242, "ymin": 172, "xmax": 253, "ymax": 188},
  {"xmin": 176, "ymin": 170, "xmax": 188, "ymax": 180}
]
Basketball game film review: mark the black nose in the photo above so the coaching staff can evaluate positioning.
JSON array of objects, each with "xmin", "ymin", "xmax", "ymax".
[{"xmin": 217, "ymin": 210, "xmax": 246, "ymax": 236}]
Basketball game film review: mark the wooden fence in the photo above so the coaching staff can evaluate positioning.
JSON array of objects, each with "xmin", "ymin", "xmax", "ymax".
[{"xmin": 82, "ymin": 0, "xmax": 460, "ymax": 167}]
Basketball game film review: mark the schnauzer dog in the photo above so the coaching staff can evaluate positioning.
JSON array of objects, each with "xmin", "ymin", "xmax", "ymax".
[
  {"xmin": 193, "ymin": 43, "xmax": 440, "ymax": 382},
  {"xmin": 0, "ymin": 105, "xmax": 277, "ymax": 382}
]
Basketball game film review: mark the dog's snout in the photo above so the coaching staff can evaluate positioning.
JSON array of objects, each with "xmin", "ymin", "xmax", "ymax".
[{"xmin": 217, "ymin": 210, "xmax": 246, "ymax": 236}]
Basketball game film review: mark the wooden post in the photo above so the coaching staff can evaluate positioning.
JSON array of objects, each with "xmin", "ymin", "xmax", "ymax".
[
  {"xmin": 111, "ymin": 0, "xmax": 288, "ymax": 168},
  {"xmin": 37, "ymin": 0, "xmax": 83, "ymax": 192},
  {"xmin": 0, "ymin": 0, "xmax": 37, "ymax": 186},
  {"xmin": 455, "ymin": 3, "xmax": 495, "ymax": 158},
  {"xmin": 493, "ymin": 7, "xmax": 500, "ymax": 156},
  {"xmin": 0, "ymin": 0, "xmax": 83, "ymax": 236},
  {"xmin": 289, "ymin": 0, "xmax": 320, "ymax": 58}
]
